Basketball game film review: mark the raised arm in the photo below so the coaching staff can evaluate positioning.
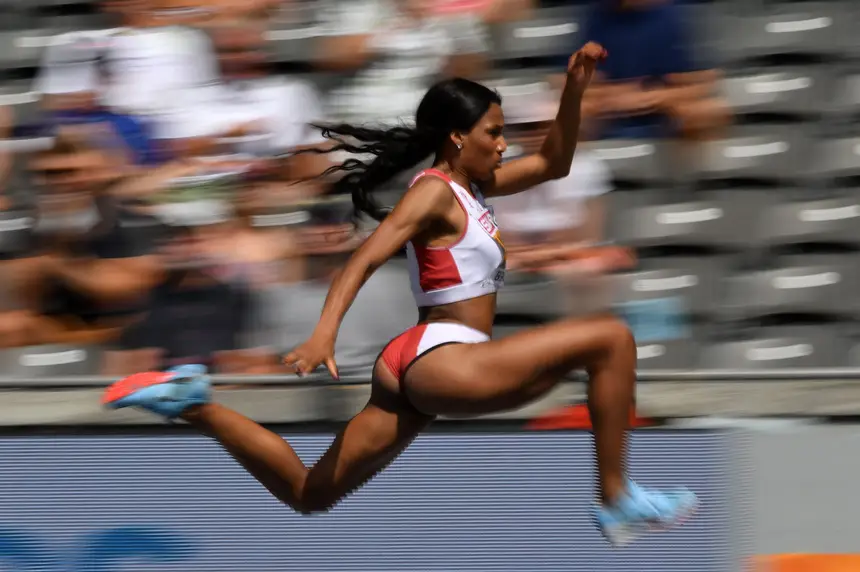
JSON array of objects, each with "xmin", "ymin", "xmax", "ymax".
[
  {"xmin": 483, "ymin": 42, "xmax": 606, "ymax": 198},
  {"xmin": 284, "ymin": 178, "xmax": 454, "ymax": 379}
]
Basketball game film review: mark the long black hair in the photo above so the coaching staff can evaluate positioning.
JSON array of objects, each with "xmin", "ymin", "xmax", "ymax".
[{"xmin": 302, "ymin": 78, "xmax": 501, "ymax": 222}]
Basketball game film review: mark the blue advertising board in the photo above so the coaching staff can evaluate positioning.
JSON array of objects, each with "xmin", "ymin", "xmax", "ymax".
[{"xmin": 0, "ymin": 430, "xmax": 746, "ymax": 572}]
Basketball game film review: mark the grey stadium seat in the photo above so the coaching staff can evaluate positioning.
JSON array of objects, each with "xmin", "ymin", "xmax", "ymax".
[
  {"xmin": 720, "ymin": 66, "xmax": 832, "ymax": 118},
  {"xmin": 636, "ymin": 338, "xmax": 700, "ymax": 371},
  {"xmin": 699, "ymin": 326, "xmax": 846, "ymax": 369},
  {"xmin": 0, "ymin": 29, "xmax": 48, "ymax": 68},
  {"xmin": 0, "ymin": 8, "xmax": 36, "ymax": 32},
  {"xmin": 810, "ymin": 137, "xmax": 860, "ymax": 183},
  {"xmin": 696, "ymin": 126, "xmax": 811, "ymax": 184},
  {"xmin": 0, "ymin": 82, "xmax": 42, "ymax": 125},
  {"xmin": 829, "ymin": 71, "xmax": 860, "ymax": 120},
  {"xmin": 756, "ymin": 194, "xmax": 860, "ymax": 249},
  {"xmin": 721, "ymin": 2, "xmax": 851, "ymax": 62},
  {"xmin": 0, "ymin": 210, "xmax": 34, "ymax": 256},
  {"xmin": 496, "ymin": 271, "xmax": 570, "ymax": 321},
  {"xmin": 842, "ymin": 341, "xmax": 860, "ymax": 368},
  {"xmin": 266, "ymin": 23, "xmax": 323, "ymax": 64},
  {"xmin": 612, "ymin": 256, "xmax": 725, "ymax": 319},
  {"xmin": 0, "ymin": 344, "xmax": 104, "ymax": 378},
  {"xmin": 578, "ymin": 139, "xmax": 667, "ymax": 187},
  {"xmin": 491, "ymin": 6, "xmax": 585, "ymax": 61},
  {"xmin": 609, "ymin": 194, "xmax": 758, "ymax": 250},
  {"xmin": 719, "ymin": 255, "xmax": 859, "ymax": 320}
]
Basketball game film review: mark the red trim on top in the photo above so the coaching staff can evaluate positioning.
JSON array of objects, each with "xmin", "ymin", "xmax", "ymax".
[
  {"xmin": 410, "ymin": 168, "xmax": 454, "ymax": 187},
  {"xmin": 412, "ymin": 245, "xmax": 463, "ymax": 291},
  {"xmin": 409, "ymin": 168, "xmax": 470, "ymax": 252}
]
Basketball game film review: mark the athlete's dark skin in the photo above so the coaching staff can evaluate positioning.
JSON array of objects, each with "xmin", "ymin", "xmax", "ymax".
[{"xmin": 179, "ymin": 42, "xmax": 637, "ymax": 513}]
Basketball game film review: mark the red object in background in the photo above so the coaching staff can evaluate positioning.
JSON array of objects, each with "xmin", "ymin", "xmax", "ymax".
[
  {"xmin": 752, "ymin": 554, "xmax": 860, "ymax": 572},
  {"xmin": 526, "ymin": 403, "xmax": 655, "ymax": 430},
  {"xmin": 432, "ymin": 0, "xmax": 494, "ymax": 15}
]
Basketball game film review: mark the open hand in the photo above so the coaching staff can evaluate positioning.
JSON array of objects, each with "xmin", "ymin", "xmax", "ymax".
[
  {"xmin": 283, "ymin": 335, "xmax": 339, "ymax": 380},
  {"xmin": 567, "ymin": 42, "xmax": 608, "ymax": 96}
]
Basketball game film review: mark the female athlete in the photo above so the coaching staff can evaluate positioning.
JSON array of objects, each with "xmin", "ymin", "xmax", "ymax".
[{"xmin": 102, "ymin": 42, "xmax": 696, "ymax": 546}]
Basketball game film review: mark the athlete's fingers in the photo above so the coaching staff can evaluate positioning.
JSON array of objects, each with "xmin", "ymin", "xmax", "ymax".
[
  {"xmin": 283, "ymin": 351, "xmax": 298, "ymax": 365},
  {"xmin": 325, "ymin": 357, "xmax": 340, "ymax": 381},
  {"xmin": 581, "ymin": 41, "xmax": 607, "ymax": 61},
  {"xmin": 568, "ymin": 43, "xmax": 607, "ymax": 73}
]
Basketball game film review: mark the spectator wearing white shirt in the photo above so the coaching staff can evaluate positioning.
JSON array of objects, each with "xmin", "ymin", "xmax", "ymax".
[
  {"xmin": 315, "ymin": 0, "xmax": 491, "ymax": 124},
  {"xmin": 202, "ymin": 23, "xmax": 330, "ymax": 185},
  {"xmin": 34, "ymin": 0, "xmax": 219, "ymax": 118}
]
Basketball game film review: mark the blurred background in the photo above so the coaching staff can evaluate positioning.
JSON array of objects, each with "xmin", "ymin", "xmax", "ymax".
[
  {"xmin": 0, "ymin": 1, "xmax": 858, "ymax": 569},
  {"xmin": 1, "ymin": 0, "xmax": 858, "ymax": 379}
]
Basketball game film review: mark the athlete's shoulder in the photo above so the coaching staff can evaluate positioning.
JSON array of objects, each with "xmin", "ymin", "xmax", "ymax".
[
  {"xmin": 394, "ymin": 172, "xmax": 456, "ymax": 218},
  {"xmin": 405, "ymin": 170, "xmax": 453, "ymax": 198}
]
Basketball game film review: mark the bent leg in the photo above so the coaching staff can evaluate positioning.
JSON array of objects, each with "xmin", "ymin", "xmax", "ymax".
[
  {"xmin": 182, "ymin": 381, "xmax": 433, "ymax": 513},
  {"xmin": 404, "ymin": 314, "xmax": 635, "ymax": 503}
]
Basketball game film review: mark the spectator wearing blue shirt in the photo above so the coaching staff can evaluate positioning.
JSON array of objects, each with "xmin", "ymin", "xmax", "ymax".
[{"xmin": 572, "ymin": 0, "xmax": 729, "ymax": 143}]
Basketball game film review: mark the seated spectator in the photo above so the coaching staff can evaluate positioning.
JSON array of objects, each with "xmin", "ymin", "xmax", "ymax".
[
  {"xmin": 491, "ymin": 85, "xmax": 634, "ymax": 315},
  {"xmin": 317, "ymin": 0, "xmax": 491, "ymax": 123},
  {"xmin": 206, "ymin": 165, "xmax": 308, "ymax": 290},
  {"xmin": 568, "ymin": 0, "xmax": 729, "ymax": 146},
  {"xmin": 33, "ymin": 0, "xmax": 222, "ymax": 158},
  {"xmin": 104, "ymin": 207, "xmax": 280, "ymax": 375},
  {"xmin": 0, "ymin": 132, "xmax": 163, "ymax": 348},
  {"xmin": 203, "ymin": 22, "xmax": 330, "ymax": 180},
  {"xmin": 32, "ymin": 3, "xmax": 215, "ymax": 166}
]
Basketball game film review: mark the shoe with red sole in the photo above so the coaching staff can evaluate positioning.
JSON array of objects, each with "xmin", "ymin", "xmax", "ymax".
[{"xmin": 102, "ymin": 364, "xmax": 211, "ymax": 420}]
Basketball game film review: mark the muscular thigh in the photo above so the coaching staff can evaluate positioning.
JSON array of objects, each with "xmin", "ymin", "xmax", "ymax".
[
  {"xmin": 302, "ymin": 363, "xmax": 434, "ymax": 508},
  {"xmin": 403, "ymin": 315, "xmax": 626, "ymax": 416}
]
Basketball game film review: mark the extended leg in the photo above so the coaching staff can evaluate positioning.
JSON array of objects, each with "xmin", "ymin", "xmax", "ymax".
[
  {"xmin": 104, "ymin": 367, "xmax": 432, "ymax": 513},
  {"xmin": 402, "ymin": 315, "xmax": 696, "ymax": 546}
]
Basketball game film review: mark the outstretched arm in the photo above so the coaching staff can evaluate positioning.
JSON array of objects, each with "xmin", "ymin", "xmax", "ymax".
[
  {"xmin": 284, "ymin": 178, "xmax": 454, "ymax": 378},
  {"xmin": 483, "ymin": 42, "xmax": 606, "ymax": 198}
]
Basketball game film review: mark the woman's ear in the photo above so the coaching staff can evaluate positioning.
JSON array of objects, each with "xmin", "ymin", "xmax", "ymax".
[{"xmin": 450, "ymin": 132, "xmax": 465, "ymax": 150}]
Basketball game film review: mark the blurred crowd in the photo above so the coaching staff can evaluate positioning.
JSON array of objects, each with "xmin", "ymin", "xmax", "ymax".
[{"xmin": 0, "ymin": 0, "xmax": 857, "ymax": 377}]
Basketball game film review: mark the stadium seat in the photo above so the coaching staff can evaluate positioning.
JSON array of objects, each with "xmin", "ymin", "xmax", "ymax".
[
  {"xmin": 721, "ymin": 2, "xmax": 852, "ymax": 62},
  {"xmin": 828, "ymin": 69, "xmax": 860, "ymax": 122},
  {"xmin": 636, "ymin": 338, "xmax": 701, "ymax": 371},
  {"xmin": 0, "ymin": 8, "xmax": 36, "ymax": 32},
  {"xmin": 810, "ymin": 136, "xmax": 860, "ymax": 184},
  {"xmin": 496, "ymin": 271, "xmax": 570, "ymax": 321},
  {"xmin": 578, "ymin": 139, "xmax": 668, "ymax": 187},
  {"xmin": 0, "ymin": 209, "xmax": 34, "ymax": 256},
  {"xmin": 755, "ymin": 193, "xmax": 860, "ymax": 249},
  {"xmin": 719, "ymin": 254, "xmax": 859, "ymax": 321},
  {"xmin": 0, "ymin": 344, "xmax": 104, "ymax": 378},
  {"xmin": 0, "ymin": 81, "xmax": 43, "ymax": 126},
  {"xmin": 609, "ymin": 194, "xmax": 758, "ymax": 251},
  {"xmin": 721, "ymin": 65, "xmax": 832, "ymax": 119},
  {"xmin": 699, "ymin": 326, "xmax": 847, "ymax": 369},
  {"xmin": 491, "ymin": 6, "xmax": 585, "ymax": 61},
  {"xmin": 696, "ymin": 126, "xmax": 811, "ymax": 184},
  {"xmin": 266, "ymin": 23, "xmax": 323, "ymax": 65},
  {"xmin": 629, "ymin": 256, "xmax": 727, "ymax": 318}
]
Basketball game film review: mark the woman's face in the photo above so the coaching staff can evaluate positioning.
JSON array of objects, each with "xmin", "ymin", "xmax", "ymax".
[{"xmin": 457, "ymin": 103, "xmax": 508, "ymax": 182}]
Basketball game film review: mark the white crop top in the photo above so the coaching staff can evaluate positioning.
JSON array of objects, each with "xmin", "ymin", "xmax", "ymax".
[{"xmin": 405, "ymin": 169, "xmax": 506, "ymax": 307}]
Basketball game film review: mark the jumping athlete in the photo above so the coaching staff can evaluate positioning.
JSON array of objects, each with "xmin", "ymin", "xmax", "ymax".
[{"xmin": 102, "ymin": 42, "xmax": 697, "ymax": 546}]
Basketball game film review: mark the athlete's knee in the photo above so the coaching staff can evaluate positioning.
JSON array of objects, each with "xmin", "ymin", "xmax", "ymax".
[
  {"xmin": 592, "ymin": 315, "xmax": 636, "ymax": 362},
  {"xmin": 295, "ymin": 479, "xmax": 338, "ymax": 515}
]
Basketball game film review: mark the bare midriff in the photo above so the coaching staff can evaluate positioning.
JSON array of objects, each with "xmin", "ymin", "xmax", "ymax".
[{"xmin": 417, "ymin": 293, "xmax": 497, "ymax": 337}]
